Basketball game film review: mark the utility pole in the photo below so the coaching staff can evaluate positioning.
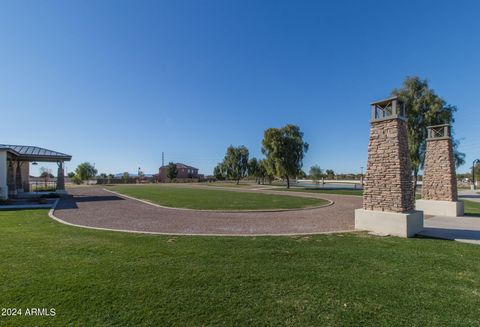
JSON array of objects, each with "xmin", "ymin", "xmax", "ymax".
[{"xmin": 162, "ymin": 152, "xmax": 164, "ymax": 167}]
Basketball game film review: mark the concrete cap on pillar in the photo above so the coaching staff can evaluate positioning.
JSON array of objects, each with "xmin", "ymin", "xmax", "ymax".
[
  {"xmin": 427, "ymin": 124, "xmax": 451, "ymax": 140},
  {"xmin": 370, "ymin": 96, "xmax": 406, "ymax": 122}
]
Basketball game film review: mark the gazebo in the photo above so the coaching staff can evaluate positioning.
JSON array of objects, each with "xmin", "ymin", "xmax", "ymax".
[{"xmin": 0, "ymin": 144, "xmax": 72, "ymax": 199}]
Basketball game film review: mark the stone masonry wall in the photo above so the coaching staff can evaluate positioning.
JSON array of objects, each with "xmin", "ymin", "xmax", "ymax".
[
  {"xmin": 363, "ymin": 119, "xmax": 414, "ymax": 212},
  {"xmin": 422, "ymin": 138, "xmax": 458, "ymax": 201}
]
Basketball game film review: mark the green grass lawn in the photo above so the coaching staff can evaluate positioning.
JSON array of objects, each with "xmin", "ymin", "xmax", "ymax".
[
  {"xmin": 107, "ymin": 185, "xmax": 328, "ymax": 210},
  {"xmin": 270, "ymin": 187, "xmax": 363, "ymax": 196},
  {"xmin": 204, "ymin": 181, "xmax": 261, "ymax": 188},
  {"xmin": 2, "ymin": 210, "xmax": 480, "ymax": 326},
  {"xmin": 464, "ymin": 200, "xmax": 480, "ymax": 216}
]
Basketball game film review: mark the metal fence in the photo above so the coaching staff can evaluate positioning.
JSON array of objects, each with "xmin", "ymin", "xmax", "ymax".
[{"xmin": 29, "ymin": 181, "xmax": 57, "ymax": 192}]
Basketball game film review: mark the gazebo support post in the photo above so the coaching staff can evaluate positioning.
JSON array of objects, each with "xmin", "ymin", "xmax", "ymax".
[
  {"xmin": 0, "ymin": 151, "xmax": 8, "ymax": 199},
  {"xmin": 7, "ymin": 160, "xmax": 17, "ymax": 197},
  {"xmin": 56, "ymin": 161, "xmax": 66, "ymax": 193},
  {"xmin": 15, "ymin": 161, "xmax": 23, "ymax": 193}
]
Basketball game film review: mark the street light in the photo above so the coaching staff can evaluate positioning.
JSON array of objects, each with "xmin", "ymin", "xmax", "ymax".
[{"xmin": 472, "ymin": 159, "xmax": 480, "ymax": 190}]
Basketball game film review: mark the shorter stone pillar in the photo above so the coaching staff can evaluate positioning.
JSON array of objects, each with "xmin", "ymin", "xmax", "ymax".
[
  {"xmin": 355, "ymin": 97, "xmax": 423, "ymax": 237},
  {"xmin": 416, "ymin": 124, "xmax": 463, "ymax": 216},
  {"xmin": 56, "ymin": 161, "xmax": 66, "ymax": 193}
]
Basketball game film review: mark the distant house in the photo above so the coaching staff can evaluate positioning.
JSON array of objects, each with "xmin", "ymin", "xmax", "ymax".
[{"xmin": 157, "ymin": 163, "xmax": 199, "ymax": 181}]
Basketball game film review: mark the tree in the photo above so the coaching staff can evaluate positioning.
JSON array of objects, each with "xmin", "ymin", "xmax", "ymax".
[
  {"xmin": 75, "ymin": 162, "xmax": 97, "ymax": 181},
  {"xmin": 259, "ymin": 159, "xmax": 274, "ymax": 184},
  {"xmin": 39, "ymin": 167, "xmax": 54, "ymax": 179},
  {"xmin": 297, "ymin": 170, "xmax": 307, "ymax": 179},
  {"xmin": 137, "ymin": 169, "xmax": 145, "ymax": 182},
  {"xmin": 221, "ymin": 145, "xmax": 249, "ymax": 184},
  {"xmin": 392, "ymin": 76, "xmax": 465, "ymax": 194},
  {"xmin": 67, "ymin": 172, "xmax": 75, "ymax": 178},
  {"xmin": 72, "ymin": 175, "xmax": 83, "ymax": 185},
  {"xmin": 452, "ymin": 138, "xmax": 466, "ymax": 168},
  {"xmin": 248, "ymin": 157, "xmax": 260, "ymax": 183},
  {"xmin": 309, "ymin": 165, "xmax": 323, "ymax": 185},
  {"xmin": 122, "ymin": 172, "xmax": 129, "ymax": 183},
  {"xmin": 166, "ymin": 162, "xmax": 178, "ymax": 181},
  {"xmin": 325, "ymin": 169, "xmax": 335, "ymax": 179},
  {"xmin": 39, "ymin": 167, "xmax": 53, "ymax": 188},
  {"xmin": 213, "ymin": 163, "xmax": 226, "ymax": 180},
  {"xmin": 261, "ymin": 125, "xmax": 309, "ymax": 188}
]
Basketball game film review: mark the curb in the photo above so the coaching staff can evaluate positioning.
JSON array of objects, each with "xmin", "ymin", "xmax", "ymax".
[
  {"xmin": 103, "ymin": 188, "xmax": 334, "ymax": 213},
  {"xmin": 47, "ymin": 196, "xmax": 355, "ymax": 237}
]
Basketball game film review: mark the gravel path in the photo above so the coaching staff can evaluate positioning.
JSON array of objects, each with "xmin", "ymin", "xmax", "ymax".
[{"xmin": 53, "ymin": 187, "xmax": 362, "ymax": 235}]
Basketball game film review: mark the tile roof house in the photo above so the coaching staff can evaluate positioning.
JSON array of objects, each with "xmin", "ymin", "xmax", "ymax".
[{"xmin": 157, "ymin": 163, "xmax": 199, "ymax": 181}]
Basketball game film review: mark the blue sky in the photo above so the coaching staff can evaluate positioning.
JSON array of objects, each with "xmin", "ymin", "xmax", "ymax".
[{"xmin": 1, "ymin": 0, "xmax": 479, "ymax": 176}]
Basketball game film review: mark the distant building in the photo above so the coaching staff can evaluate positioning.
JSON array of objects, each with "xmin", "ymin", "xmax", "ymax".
[{"xmin": 157, "ymin": 163, "xmax": 199, "ymax": 181}]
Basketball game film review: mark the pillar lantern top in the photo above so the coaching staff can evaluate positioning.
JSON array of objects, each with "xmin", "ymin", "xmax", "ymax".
[
  {"xmin": 427, "ymin": 124, "xmax": 451, "ymax": 140},
  {"xmin": 370, "ymin": 96, "xmax": 406, "ymax": 122}
]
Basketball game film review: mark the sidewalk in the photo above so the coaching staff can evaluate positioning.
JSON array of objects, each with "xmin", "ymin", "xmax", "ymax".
[
  {"xmin": 419, "ymin": 215, "xmax": 480, "ymax": 245},
  {"xmin": 459, "ymin": 189, "xmax": 480, "ymax": 203}
]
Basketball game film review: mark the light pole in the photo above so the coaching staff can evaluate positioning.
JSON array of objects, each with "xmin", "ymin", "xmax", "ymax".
[{"xmin": 472, "ymin": 159, "xmax": 480, "ymax": 190}]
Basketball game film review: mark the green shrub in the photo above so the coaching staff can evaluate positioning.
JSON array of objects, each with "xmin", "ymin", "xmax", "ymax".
[{"xmin": 72, "ymin": 175, "xmax": 83, "ymax": 185}]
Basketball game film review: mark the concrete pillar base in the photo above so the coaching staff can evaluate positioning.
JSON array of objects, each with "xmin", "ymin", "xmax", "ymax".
[
  {"xmin": 355, "ymin": 209, "xmax": 424, "ymax": 238},
  {"xmin": 416, "ymin": 199, "xmax": 464, "ymax": 217}
]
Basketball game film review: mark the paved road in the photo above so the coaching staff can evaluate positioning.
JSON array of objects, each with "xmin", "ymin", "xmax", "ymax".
[
  {"xmin": 459, "ymin": 189, "xmax": 480, "ymax": 203},
  {"xmin": 53, "ymin": 187, "xmax": 362, "ymax": 235}
]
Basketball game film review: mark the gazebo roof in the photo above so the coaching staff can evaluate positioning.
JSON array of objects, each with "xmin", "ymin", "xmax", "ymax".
[{"xmin": 0, "ymin": 144, "xmax": 72, "ymax": 162}]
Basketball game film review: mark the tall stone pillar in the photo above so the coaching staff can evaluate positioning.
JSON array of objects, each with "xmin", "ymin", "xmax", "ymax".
[
  {"xmin": 416, "ymin": 124, "xmax": 463, "ymax": 216},
  {"xmin": 355, "ymin": 97, "xmax": 424, "ymax": 237},
  {"xmin": 56, "ymin": 161, "xmax": 66, "ymax": 193}
]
